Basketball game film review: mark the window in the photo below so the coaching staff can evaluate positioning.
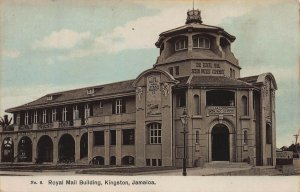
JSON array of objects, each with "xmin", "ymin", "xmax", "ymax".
[
  {"xmin": 243, "ymin": 130, "xmax": 248, "ymax": 145},
  {"xmin": 94, "ymin": 131, "xmax": 104, "ymax": 146},
  {"xmin": 73, "ymin": 105, "xmax": 79, "ymax": 120},
  {"xmin": 266, "ymin": 124, "xmax": 272, "ymax": 144},
  {"xmin": 193, "ymin": 95, "xmax": 200, "ymax": 115},
  {"xmin": 175, "ymin": 66, "xmax": 179, "ymax": 75},
  {"xmin": 152, "ymin": 159, "xmax": 157, "ymax": 166},
  {"xmin": 42, "ymin": 109, "xmax": 47, "ymax": 123},
  {"xmin": 110, "ymin": 130, "xmax": 116, "ymax": 145},
  {"xmin": 193, "ymin": 37, "xmax": 210, "ymax": 49},
  {"xmin": 176, "ymin": 91, "xmax": 186, "ymax": 107},
  {"xmin": 24, "ymin": 112, "xmax": 29, "ymax": 125},
  {"xmin": 87, "ymin": 88, "xmax": 94, "ymax": 95},
  {"xmin": 149, "ymin": 123, "xmax": 162, "ymax": 144},
  {"xmin": 230, "ymin": 68, "xmax": 236, "ymax": 78},
  {"xmin": 169, "ymin": 67, "xmax": 173, "ymax": 76},
  {"xmin": 115, "ymin": 99, "xmax": 122, "ymax": 114},
  {"xmin": 52, "ymin": 108, "xmax": 57, "ymax": 122},
  {"xmin": 175, "ymin": 38, "xmax": 187, "ymax": 51},
  {"xmin": 242, "ymin": 96, "xmax": 248, "ymax": 116},
  {"xmin": 33, "ymin": 111, "xmax": 38, "ymax": 123},
  {"xmin": 62, "ymin": 107, "xmax": 67, "ymax": 122},
  {"xmin": 99, "ymin": 101, "xmax": 103, "ymax": 108},
  {"xmin": 158, "ymin": 159, "xmax": 162, "ymax": 166},
  {"xmin": 146, "ymin": 159, "xmax": 150, "ymax": 166},
  {"xmin": 84, "ymin": 104, "xmax": 90, "ymax": 119},
  {"xmin": 122, "ymin": 129, "xmax": 135, "ymax": 145},
  {"xmin": 113, "ymin": 99, "xmax": 126, "ymax": 114},
  {"xmin": 47, "ymin": 95, "xmax": 53, "ymax": 101},
  {"xmin": 195, "ymin": 130, "xmax": 199, "ymax": 144},
  {"xmin": 206, "ymin": 90, "xmax": 235, "ymax": 106}
]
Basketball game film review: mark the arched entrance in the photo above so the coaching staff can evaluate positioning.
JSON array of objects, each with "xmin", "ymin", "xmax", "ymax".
[
  {"xmin": 211, "ymin": 124, "xmax": 229, "ymax": 161},
  {"xmin": 58, "ymin": 134, "xmax": 75, "ymax": 163},
  {"xmin": 18, "ymin": 136, "xmax": 32, "ymax": 162},
  {"xmin": 80, "ymin": 133, "xmax": 88, "ymax": 159},
  {"xmin": 37, "ymin": 135, "xmax": 53, "ymax": 163},
  {"xmin": 2, "ymin": 137, "xmax": 14, "ymax": 162}
]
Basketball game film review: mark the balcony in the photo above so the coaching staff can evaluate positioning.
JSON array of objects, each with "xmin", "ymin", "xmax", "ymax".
[{"xmin": 206, "ymin": 106, "xmax": 236, "ymax": 115}]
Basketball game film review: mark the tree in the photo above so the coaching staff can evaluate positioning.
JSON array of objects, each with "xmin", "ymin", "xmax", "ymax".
[{"xmin": 0, "ymin": 115, "xmax": 12, "ymax": 131}]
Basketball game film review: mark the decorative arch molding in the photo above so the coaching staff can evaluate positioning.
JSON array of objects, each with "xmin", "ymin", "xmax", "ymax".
[
  {"xmin": 257, "ymin": 73, "xmax": 277, "ymax": 90},
  {"xmin": 208, "ymin": 118, "xmax": 235, "ymax": 134},
  {"xmin": 208, "ymin": 119, "xmax": 235, "ymax": 162},
  {"xmin": 16, "ymin": 135, "xmax": 33, "ymax": 144},
  {"xmin": 132, "ymin": 68, "xmax": 178, "ymax": 88}
]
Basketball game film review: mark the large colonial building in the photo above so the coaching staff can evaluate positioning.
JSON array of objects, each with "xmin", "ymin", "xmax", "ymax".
[{"xmin": 1, "ymin": 10, "xmax": 277, "ymax": 167}]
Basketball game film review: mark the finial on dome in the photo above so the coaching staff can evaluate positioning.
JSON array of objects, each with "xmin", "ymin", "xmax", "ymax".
[{"xmin": 186, "ymin": 9, "xmax": 202, "ymax": 24}]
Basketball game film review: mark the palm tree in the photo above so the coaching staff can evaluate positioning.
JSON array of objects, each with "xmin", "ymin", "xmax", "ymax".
[{"xmin": 0, "ymin": 115, "xmax": 12, "ymax": 131}]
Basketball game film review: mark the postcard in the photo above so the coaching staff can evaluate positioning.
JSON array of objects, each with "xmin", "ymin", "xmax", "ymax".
[{"xmin": 0, "ymin": 0, "xmax": 299, "ymax": 191}]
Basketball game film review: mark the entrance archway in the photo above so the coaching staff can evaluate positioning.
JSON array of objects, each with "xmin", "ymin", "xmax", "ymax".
[
  {"xmin": 2, "ymin": 137, "xmax": 14, "ymax": 162},
  {"xmin": 18, "ymin": 136, "xmax": 32, "ymax": 162},
  {"xmin": 58, "ymin": 134, "xmax": 75, "ymax": 163},
  {"xmin": 37, "ymin": 135, "xmax": 53, "ymax": 163},
  {"xmin": 80, "ymin": 133, "xmax": 88, "ymax": 159},
  {"xmin": 211, "ymin": 124, "xmax": 229, "ymax": 161}
]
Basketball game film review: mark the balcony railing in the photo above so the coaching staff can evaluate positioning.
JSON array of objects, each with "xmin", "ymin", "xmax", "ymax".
[
  {"xmin": 38, "ymin": 123, "xmax": 53, "ymax": 130},
  {"xmin": 20, "ymin": 125, "xmax": 32, "ymax": 130},
  {"xmin": 59, "ymin": 121, "xmax": 70, "ymax": 128},
  {"xmin": 87, "ymin": 113, "xmax": 136, "ymax": 125},
  {"xmin": 206, "ymin": 106, "xmax": 236, "ymax": 115}
]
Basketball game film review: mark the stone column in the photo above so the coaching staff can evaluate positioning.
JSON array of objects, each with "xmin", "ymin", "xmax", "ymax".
[
  {"xmin": 88, "ymin": 130, "xmax": 93, "ymax": 163},
  {"xmin": 248, "ymin": 89, "xmax": 256, "ymax": 165},
  {"xmin": 53, "ymin": 136, "xmax": 58, "ymax": 164},
  {"xmin": 75, "ymin": 132, "xmax": 80, "ymax": 163},
  {"xmin": 31, "ymin": 134, "xmax": 37, "ymax": 163},
  {"xmin": 116, "ymin": 129, "xmax": 122, "ymax": 165},
  {"xmin": 260, "ymin": 87, "xmax": 266, "ymax": 165},
  {"xmin": 13, "ymin": 135, "xmax": 18, "ymax": 162},
  {"xmin": 271, "ymin": 89, "xmax": 276, "ymax": 166},
  {"xmin": 104, "ymin": 129, "xmax": 110, "ymax": 165}
]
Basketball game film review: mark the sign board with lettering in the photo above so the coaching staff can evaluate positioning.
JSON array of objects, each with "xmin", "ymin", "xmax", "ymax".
[{"xmin": 191, "ymin": 62, "xmax": 225, "ymax": 75}]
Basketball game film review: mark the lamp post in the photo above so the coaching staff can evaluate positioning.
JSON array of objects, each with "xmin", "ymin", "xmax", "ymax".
[{"xmin": 180, "ymin": 109, "xmax": 189, "ymax": 176}]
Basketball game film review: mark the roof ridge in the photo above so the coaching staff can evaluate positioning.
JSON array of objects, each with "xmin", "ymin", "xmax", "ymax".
[{"xmin": 47, "ymin": 79, "xmax": 135, "ymax": 95}]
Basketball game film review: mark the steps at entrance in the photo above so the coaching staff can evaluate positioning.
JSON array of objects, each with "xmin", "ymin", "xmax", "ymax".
[{"xmin": 204, "ymin": 161, "xmax": 251, "ymax": 169}]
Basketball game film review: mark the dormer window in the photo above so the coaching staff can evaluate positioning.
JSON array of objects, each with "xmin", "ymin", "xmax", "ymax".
[
  {"xmin": 87, "ymin": 88, "xmax": 94, "ymax": 95},
  {"xmin": 47, "ymin": 95, "xmax": 53, "ymax": 101},
  {"xmin": 193, "ymin": 37, "xmax": 210, "ymax": 49},
  {"xmin": 175, "ymin": 38, "xmax": 187, "ymax": 51}
]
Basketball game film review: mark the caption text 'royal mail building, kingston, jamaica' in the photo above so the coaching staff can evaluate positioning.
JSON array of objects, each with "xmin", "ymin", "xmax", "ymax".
[{"xmin": 1, "ymin": 10, "xmax": 277, "ymax": 167}]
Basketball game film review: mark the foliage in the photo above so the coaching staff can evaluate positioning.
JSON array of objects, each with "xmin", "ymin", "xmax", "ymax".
[{"xmin": 0, "ymin": 115, "xmax": 12, "ymax": 130}]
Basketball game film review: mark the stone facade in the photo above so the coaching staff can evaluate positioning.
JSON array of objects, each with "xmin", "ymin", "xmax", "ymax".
[{"xmin": 1, "ymin": 10, "xmax": 277, "ymax": 167}]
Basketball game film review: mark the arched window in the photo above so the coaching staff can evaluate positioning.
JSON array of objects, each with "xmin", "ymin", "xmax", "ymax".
[
  {"xmin": 241, "ymin": 96, "xmax": 248, "ymax": 116},
  {"xmin": 266, "ymin": 124, "xmax": 272, "ymax": 144},
  {"xmin": 195, "ymin": 131, "xmax": 199, "ymax": 144},
  {"xmin": 148, "ymin": 123, "xmax": 162, "ymax": 144},
  {"xmin": 175, "ymin": 38, "xmax": 187, "ymax": 51},
  {"xmin": 122, "ymin": 156, "xmax": 135, "ymax": 165},
  {"xmin": 193, "ymin": 95, "xmax": 200, "ymax": 115},
  {"xmin": 193, "ymin": 36, "xmax": 210, "ymax": 49},
  {"xmin": 243, "ymin": 130, "xmax": 248, "ymax": 145}
]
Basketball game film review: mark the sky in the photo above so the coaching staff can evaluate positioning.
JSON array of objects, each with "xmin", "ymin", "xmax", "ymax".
[{"xmin": 0, "ymin": 0, "xmax": 299, "ymax": 148}]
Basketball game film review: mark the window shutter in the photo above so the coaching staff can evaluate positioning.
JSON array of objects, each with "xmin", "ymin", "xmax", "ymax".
[
  {"xmin": 122, "ymin": 99, "xmax": 126, "ymax": 113},
  {"xmin": 90, "ymin": 103, "xmax": 93, "ymax": 116},
  {"xmin": 112, "ymin": 100, "xmax": 116, "ymax": 114}
]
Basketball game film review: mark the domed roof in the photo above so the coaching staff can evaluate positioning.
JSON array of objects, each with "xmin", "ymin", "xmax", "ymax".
[{"xmin": 155, "ymin": 9, "xmax": 235, "ymax": 48}]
